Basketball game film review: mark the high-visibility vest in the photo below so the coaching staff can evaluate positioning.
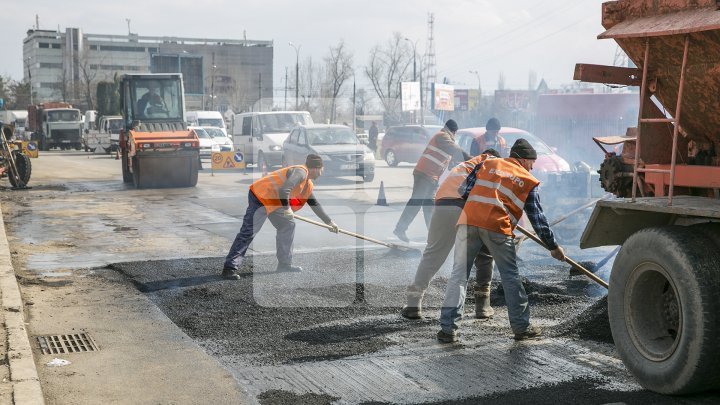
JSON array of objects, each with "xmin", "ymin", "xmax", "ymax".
[
  {"xmin": 459, "ymin": 158, "xmax": 539, "ymax": 236},
  {"xmin": 474, "ymin": 135, "xmax": 507, "ymax": 156},
  {"xmin": 414, "ymin": 129, "xmax": 455, "ymax": 181},
  {"xmin": 435, "ymin": 154, "xmax": 495, "ymax": 201},
  {"xmin": 250, "ymin": 165, "xmax": 314, "ymax": 213}
]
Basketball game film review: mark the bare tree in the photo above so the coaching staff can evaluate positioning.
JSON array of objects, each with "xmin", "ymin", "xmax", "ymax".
[
  {"xmin": 77, "ymin": 42, "xmax": 101, "ymax": 110},
  {"xmin": 364, "ymin": 32, "xmax": 413, "ymax": 125},
  {"xmin": 323, "ymin": 40, "xmax": 354, "ymax": 123}
]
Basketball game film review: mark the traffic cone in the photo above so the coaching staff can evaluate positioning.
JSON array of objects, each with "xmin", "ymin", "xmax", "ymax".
[{"xmin": 376, "ymin": 181, "xmax": 389, "ymax": 206}]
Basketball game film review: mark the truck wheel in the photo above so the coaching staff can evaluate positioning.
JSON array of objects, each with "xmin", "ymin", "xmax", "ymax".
[
  {"xmin": 122, "ymin": 152, "xmax": 132, "ymax": 183},
  {"xmin": 9, "ymin": 152, "xmax": 31, "ymax": 188},
  {"xmin": 609, "ymin": 226, "xmax": 720, "ymax": 394},
  {"xmin": 188, "ymin": 155, "xmax": 199, "ymax": 187}
]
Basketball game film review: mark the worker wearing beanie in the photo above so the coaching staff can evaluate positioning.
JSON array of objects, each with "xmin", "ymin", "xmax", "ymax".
[
  {"xmin": 221, "ymin": 154, "xmax": 339, "ymax": 279},
  {"xmin": 471, "ymin": 117, "xmax": 507, "ymax": 157},
  {"xmin": 393, "ymin": 119, "xmax": 471, "ymax": 242},
  {"xmin": 437, "ymin": 138, "xmax": 566, "ymax": 343},
  {"xmin": 401, "ymin": 148, "xmax": 501, "ymax": 321}
]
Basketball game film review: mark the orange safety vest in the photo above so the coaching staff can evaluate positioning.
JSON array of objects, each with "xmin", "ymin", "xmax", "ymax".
[
  {"xmin": 435, "ymin": 154, "xmax": 496, "ymax": 201},
  {"xmin": 459, "ymin": 158, "xmax": 539, "ymax": 236},
  {"xmin": 414, "ymin": 129, "xmax": 456, "ymax": 181},
  {"xmin": 474, "ymin": 134, "xmax": 506, "ymax": 156},
  {"xmin": 250, "ymin": 165, "xmax": 314, "ymax": 213}
]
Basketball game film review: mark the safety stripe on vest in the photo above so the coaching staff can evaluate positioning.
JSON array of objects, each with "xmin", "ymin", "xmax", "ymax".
[
  {"xmin": 426, "ymin": 144, "xmax": 452, "ymax": 159},
  {"xmin": 422, "ymin": 152, "xmax": 447, "ymax": 168},
  {"xmin": 473, "ymin": 179, "xmax": 526, "ymax": 211},
  {"xmin": 467, "ymin": 194, "xmax": 519, "ymax": 225}
]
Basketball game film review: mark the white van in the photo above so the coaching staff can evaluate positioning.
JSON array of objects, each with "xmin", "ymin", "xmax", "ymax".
[
  {"xmin": 231, "ymin": 111, "xmax": 313, "ymax": 169},
  {"xmin": 186, "ymin": 111, "xmax": 227, "ymax": 136}
]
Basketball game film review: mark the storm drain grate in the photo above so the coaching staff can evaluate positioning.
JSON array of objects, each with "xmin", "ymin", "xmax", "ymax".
[{"xmin": 36, "ymin": 333, "xmax": 99, "ymax": 355}]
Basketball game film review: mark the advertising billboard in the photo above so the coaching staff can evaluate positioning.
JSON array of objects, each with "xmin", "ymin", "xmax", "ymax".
[
  {"xmin": 401, "ymin": 82, "xmax": 421, "ymax": 111},
  {"xmin": 431, "ymin": 83, "xmax": 454, "ymax": 111}
]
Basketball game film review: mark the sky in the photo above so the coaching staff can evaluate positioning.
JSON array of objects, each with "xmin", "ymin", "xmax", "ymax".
[{"xmin": 1, "ymin": 0, "xmax": 617, "ymax": 93}]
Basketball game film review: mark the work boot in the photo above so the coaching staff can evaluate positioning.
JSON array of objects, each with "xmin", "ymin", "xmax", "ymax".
[
  {"xmin": 400, "ymin": 286, "xmax": 425, "ymax": 320},
  {"xmin": 276, "ymin": 263, "xmax": 303, "ymax": 272},
  {"xmin": 393, "ymin": 228, "xmax": 409, "ymax": 242},
  {"xmin": 436, "ymin": 329, "xmax": 458, "ymax": 344},
  {"xmin": 221, "ymin": 267, "xmax": 240, "ymax": 280},
  {"xmin": 474, "ymin": 292, "xmax": 494, "ymax": 319},
  {"xmin": 513, "ymin": 324, "xmax": 543, "ymax": 341},
  {"xmin": 400, "ymin": 306, "xmax": 422, "ymax": 320}
]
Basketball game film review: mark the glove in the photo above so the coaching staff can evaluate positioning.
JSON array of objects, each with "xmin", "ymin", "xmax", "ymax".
[
  {"xmin": 281, "ymin": 208, "xmax": 294, "ymax": 220},
  {"xmin": 328, "ymin": 221, "xmax": 339, "ymax": 233},
  {"xmin": 550, "ymin": 246, "xmax": 566, "ymax": 262}
]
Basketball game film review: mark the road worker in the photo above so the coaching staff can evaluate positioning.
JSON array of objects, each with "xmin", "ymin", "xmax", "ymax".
[
  {"xmin": 438, "ymin": 139, "xmax": 566, "ymax": 343},
  {"xmin": 401, "ymin": 149, "xmax": 501, "ymax": 320},
  {"xmin": 393, "ymin": 119, "xmax": 471, "ymax": 242},
  {"xmin": 221, "ymin": 154, "xmax": 339, "ymax": 279},
  {"xmin": 472, "ymin": 117, "xmax": 507, "ymax": 157}
]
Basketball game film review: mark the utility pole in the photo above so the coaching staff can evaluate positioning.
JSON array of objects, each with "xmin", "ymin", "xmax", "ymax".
[
  {"xmin": 284, "ymin": 66, "xmax": 288, "ymax": 110},
  {"xmin": 125, "ymin": 18, "xmax": 131, "ymax": 35},
  {"xmin": 405, "ymin": 37, "xmax": 419, "ymax": 124},
  {"xmin": 211, "ymin": 52, "xmax": 216, "ymax": 110},
  {"xmin": 289, "ymin": 42, "xmax": 301, "ymax": 110},
  {"xmin": 258, "ymin": 73, "xmax": 262, "ymax": 112}
]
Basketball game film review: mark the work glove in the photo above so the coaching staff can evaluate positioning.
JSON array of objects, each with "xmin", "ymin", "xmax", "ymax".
[
  {"xmin": 281, "ymin": 208, "xmax": 294, "ymax": 220},
  {"xmin": 550, "ymin": 246, "xmax": 566, "ymax": 262},
  {"xmin": 327, "ymin": 221, "xmax": 339, "ymax": 233}
]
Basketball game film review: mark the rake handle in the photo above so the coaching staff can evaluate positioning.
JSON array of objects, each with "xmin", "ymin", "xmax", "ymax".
[
  {"xmin": 515, "ymin": 225, "xmax": 609, "ymax": 289},
  {"xmin": 292, "ymin": 214, "xmax": 395, "ymax": 249}
]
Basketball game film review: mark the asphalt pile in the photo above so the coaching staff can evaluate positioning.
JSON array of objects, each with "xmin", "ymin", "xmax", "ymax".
[
  {"xmin": 489, "ymin": 277, "xmax": 575, "ymax": 306},
  {"xmin": 257, "ymin": 390, "xmax": 338, "ymax": 405},
  {"xmin": 550, "ymin": 296, "xmax": 612, "ymax": 344}
]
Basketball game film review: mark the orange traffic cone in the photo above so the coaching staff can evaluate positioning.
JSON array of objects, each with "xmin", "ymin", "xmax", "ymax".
[{"xmin": 376, "ymin": 180, "xmax": 388, "ymax": 206}]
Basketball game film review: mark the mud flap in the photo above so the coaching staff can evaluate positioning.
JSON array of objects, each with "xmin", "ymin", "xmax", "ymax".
[{"xmin": 133, "ymin": 150, "xmax": 199, "ymax": 188}]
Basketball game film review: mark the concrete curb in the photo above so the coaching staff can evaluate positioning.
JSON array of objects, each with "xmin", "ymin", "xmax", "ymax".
[{"xmin": 0, "ymin": 205, "xmax": 45, "ymax": 404}]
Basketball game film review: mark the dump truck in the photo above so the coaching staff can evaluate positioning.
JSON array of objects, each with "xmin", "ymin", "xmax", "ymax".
[
  {"xmin": 574, "ymin": 0, "xmax": 720, "ymax": 395},
  {"xmin": 118, "ymin": 73, "xmax": 199, "ymax": 188},
  {"xmin": 27, "ymin": 102, "xmax": 83, "ymax": 151}
]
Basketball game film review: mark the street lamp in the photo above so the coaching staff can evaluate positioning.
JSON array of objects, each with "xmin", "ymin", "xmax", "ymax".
[
  {"xmin": 404, "ymin": 38, "xmax": 421, "ymax": 124},
  {"xmin": 469, "ymin": 70, "xmax": 481, "ymax": 93},
  {"xmin": 288, "ymin": 42, "xmax": 301, "ymax": 110}
]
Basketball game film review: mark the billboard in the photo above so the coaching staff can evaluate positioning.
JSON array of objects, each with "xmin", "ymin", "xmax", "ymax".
[
  {"xmin": 454, "ymin": 89, "xmax": 469, "ymax": 111},
  {"xmin": 401, "ymin": 82, "xmax": 421, "ymax": 111},
  {"xmin": 432, "ymin": 83, "xmax": 454, "ymax": 111}
]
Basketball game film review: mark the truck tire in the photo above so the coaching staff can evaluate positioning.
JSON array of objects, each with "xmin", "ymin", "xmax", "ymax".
[
  {"xmin": 188, "ymin": 156, "xmax": 199, "ymax": 187},
  {"xmin": 609, "ymin": 226, "xmax": 720, "ymax": 394},
  {"xmin": 122, "ymin": 152, "xmax": 132, "ymax": 183},
  {"xmin": 9, "ymin": 152, "xmax": 31, "ymax": 188}
]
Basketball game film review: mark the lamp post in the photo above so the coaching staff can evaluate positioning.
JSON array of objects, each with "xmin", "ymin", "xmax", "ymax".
[
  {"xmin": 288, "ymin": 42, "xmax": 301, "ymax": 110},
  {"xmin": 404, "ymin": 38, "xmax": 420, "ymax": 124}
]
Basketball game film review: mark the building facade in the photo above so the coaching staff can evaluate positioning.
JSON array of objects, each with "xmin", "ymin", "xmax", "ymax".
[{"xmin": 23, "ymin": 28, "xmax": 273, "ymax": 113}]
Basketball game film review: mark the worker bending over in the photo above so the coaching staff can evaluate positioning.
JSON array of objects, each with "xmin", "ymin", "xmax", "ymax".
[
  {"xmin": 401, "ymin": 149, "xmax": 501, "ymax": 320},
  {"xmin": 438, "ymin": 139, "xmax": 565, "ymax": 343},
  {"xmin": 221, "ymin": 154, "xmax": 339, "ymax": 279}
]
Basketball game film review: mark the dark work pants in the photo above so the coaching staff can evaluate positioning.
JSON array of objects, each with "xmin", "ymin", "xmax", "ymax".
[
  {"xmin": 223, "ymin": 190, "xmax": 296, "ymax": 270},
  {"xmin": 395, "ymin": 172, "xmax": 438, "ymax": 232}
]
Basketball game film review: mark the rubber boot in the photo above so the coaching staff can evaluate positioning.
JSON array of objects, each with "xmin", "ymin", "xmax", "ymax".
[
  {"xmin": 400, "ymin": 286, "xmax": 424, "ymax": 320},
  {"xmin": 474, "ymin": 292, "xmax": 494, "ymax": 319}
]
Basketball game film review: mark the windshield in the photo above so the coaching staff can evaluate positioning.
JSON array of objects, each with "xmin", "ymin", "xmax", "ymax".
[
  {"xmin": 502, "ymin": 132, "xmax": 553, "ymax": 155},
  {"xmin": 203, "ymin": 127, "xmax": 226, "ymax": 138},
  {"xmin": 259, "ymin": 113, "xmax": 312, "ymax": 134},
  {"xmin": 108, "ymin": 120, "xmax": 123, "ymax": 131},
  {"xmin": 307, "ymin": 128, "xmax": 358, "ymax": 145},
  {"xmin": 192, "ymin": 128, "xmax": 210, "ymax": 139},
  {"xmin": 47, "ymin": 110, "xmax": 80, "ymax": 122},
  {"xmin": 132, "ymin": 79, "xmax": 183, "ymax": 121},
  {"xmin": 197, "ymin": 118, "xmax": 224, "ymax": 128}
]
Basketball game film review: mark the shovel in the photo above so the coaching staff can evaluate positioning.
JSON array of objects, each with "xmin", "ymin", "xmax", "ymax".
[
  {"xmin": 292, "ymin": 214, "xmax": 418, "ymax": 252},
  {"xmin": 515, "ymin": 224, "xmax": 609, "ymax": 289}
]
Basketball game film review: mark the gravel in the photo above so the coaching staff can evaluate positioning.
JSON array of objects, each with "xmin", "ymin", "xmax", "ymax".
[{"xmin": 550, "ymin": 296, "xmax": 612, "ymax": 344}]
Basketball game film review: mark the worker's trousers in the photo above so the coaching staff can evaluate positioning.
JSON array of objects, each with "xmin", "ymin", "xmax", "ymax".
[
  {"xmin": 395, "ymin": 172, "xmax": 437, "ymax": 233},
  {"xmin": 223, "ymin": 190, "xmax": 295, "ymax": 270},
  {"xmin": 408, "ymin": 204, "xmax": 493, "ymax": 297},
  {"xmin": 440, "ymin": 225, "xmax": 530, "ymax": 334}
]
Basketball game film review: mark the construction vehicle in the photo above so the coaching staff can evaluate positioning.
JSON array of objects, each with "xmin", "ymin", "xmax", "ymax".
[
  {"xmin": 0, "ymin": 123, "xmax": 32, "ymax": 189},
  {"xmin": 27, "ymin": 102, "xmax": 83, "ymax": 151},
  {"xmin": 574, "ymin": 0, "xmax": 720, "ymax": 395},
  {"xmin": 118, "ymin": 73, "xmax": 199, "ymax": 188},
  {"xmin": 84, "ymin": 115, "xmax": 123, "ymax": 153}
]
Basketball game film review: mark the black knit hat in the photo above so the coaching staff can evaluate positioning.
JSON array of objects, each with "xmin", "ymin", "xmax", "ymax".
[
  {"xmin": 445, "ymin": 119, "xmax": 458, "ymax": 133},
  {"xmin": 486, "ymin": 117, "xmax": 501, "ymax": 131},
  {"xmin": 510, "ymin": 138, "xmax": 537, "ymax": 160},
  {"xmin": 305, "ymin": 153, "xmax": 324, "ymax": 168}
]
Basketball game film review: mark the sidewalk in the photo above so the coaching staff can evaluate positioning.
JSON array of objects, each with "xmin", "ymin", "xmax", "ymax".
[{"xmin": 0, "ymin": 204, "xmax": 45, "ymax": 404}]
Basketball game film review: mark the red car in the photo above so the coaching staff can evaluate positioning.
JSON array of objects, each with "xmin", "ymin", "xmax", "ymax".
[
  {"xmin": 455, "ymin": 127, "xmax": 571, "ymax": 180},
  {"xmin": 380, "ymin": 125, "xmax": 442, "ymax": 166}
]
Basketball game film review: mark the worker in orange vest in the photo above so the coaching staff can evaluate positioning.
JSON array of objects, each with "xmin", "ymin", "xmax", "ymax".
[
  {"xmin": 401, "ymin": 149, "xmax": 501, "ymax": 320},
  {"xmin": 471, "ymin": 118, "xmax": 507, "ymax": 156},
  {"xmin": 393, "ymin": 119, "xmax": 471, "ymax": 242},
  {"xmin": 221, "ymin": 154, "xmax": 339, "ymax": 279},
  {"xmin": 438, "ymin": 139, "xmax": 566, "ymax": 343}
]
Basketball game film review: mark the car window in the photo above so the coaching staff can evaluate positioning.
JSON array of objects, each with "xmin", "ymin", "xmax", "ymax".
[
  {"xmin": 204, "ymin": 127, "xmax": 226, "ymax": 138},
  {"xmin": 192, "ymin": 128, "xmax": 210, "ymax": 139},
  {"xmin": 298, "ymin": 130, "xmax": 308, "ymax": 146},
  {"xmin": 307, "ymin": 128, "xmax": 358, "ymax": 145},
  {"xmin": 197, "ymin": 118, "xmax": 224, "ymax": 127},
  {"xmin": 288, "ymin": 129, "xmax": 299, "ymax": 144},
  {"xmin": 242, "ymin": 117, "xmax": 252, "ymax": 136}
]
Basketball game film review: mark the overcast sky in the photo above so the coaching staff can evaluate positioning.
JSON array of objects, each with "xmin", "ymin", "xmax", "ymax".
[{"xmin": 1, "ymin": 0, "xmax": 617, "ymax": 92}]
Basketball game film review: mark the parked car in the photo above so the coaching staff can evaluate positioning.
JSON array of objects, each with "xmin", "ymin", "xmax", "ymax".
[
  {"xmin": 380, "ymin": 125, "xmax": 443, "ymax": 166},
  {"xmin": 282, "ymin": 124, "xmax": 375, "ymax": 182},
  {"xmin": 202, "ymin": 126, "xmax": 233, "ymax": 152},
  {"xmin": 189, "ymin": 126, "xmax": 214, "ymax": 160},
  {"xmin": 455, "ymin": 127, "xmax": 571, "ymax": 180}
]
